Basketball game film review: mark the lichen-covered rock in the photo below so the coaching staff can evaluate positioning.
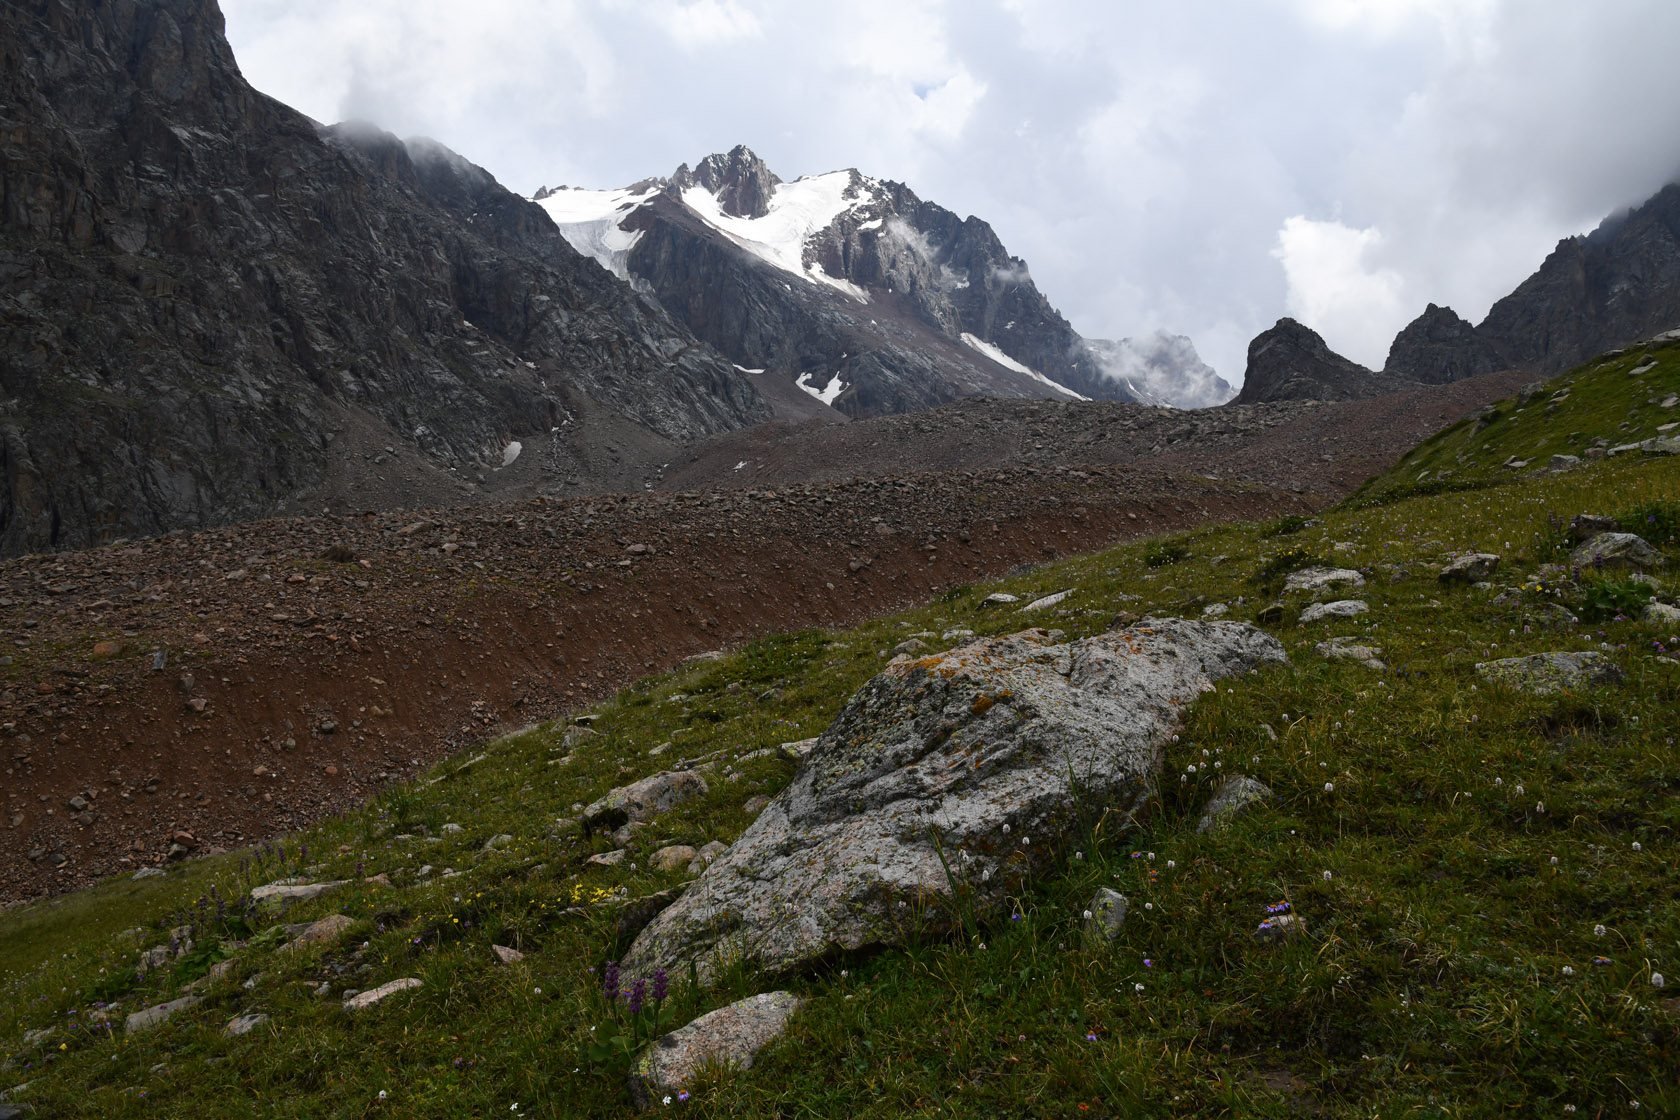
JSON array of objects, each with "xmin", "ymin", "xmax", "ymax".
[
  {"xmin": 582, "ymin": 772, "xmax": 709, "ymax": 836},
  {"xmin": 1439, "ymin": 553, "xmax": 1501, "ymax": 583},
  {"xmin": 1314, "ymin": 637, "xmax": 1385, "ymax": 670},
  {"xmin": 1084, "ymin": 888, "xmax": 1129, "ymax": 941},
  {"xmin": 1476, "ymin": 651, "xmax": 1625, "ymax": 695},
  {"xmin": 1299, "ymin": 600, "xmax": 1368, "ymax": 623},
  {"xmin": 125, "ymin": 995, "xmax": 200, "ymax": 1033},
  {"xmin": 628, "ymin": 991, "xmax": 802, "ymax": 1111},
  {"xmin": 284, "ymin": 913, "xmax": 356, "ymax": 950},
  {"xmin": 1570, "ymin": 533, "xmax": 1662, "ymax": 571},
  {"xmin": 1283, "ymin": 567, "xmax": 1365, "ymax": 594},
  {"xmin": 622, "ymin": 621, "xmax": 1287, "ymax": 981},
  {"xmin": 1196, "ymin": 776, "xmax": 1275, "ymax": 833},
  {"xmin": 1645, "ymin": 601, "xmax": 1680, "ymax": 627}
]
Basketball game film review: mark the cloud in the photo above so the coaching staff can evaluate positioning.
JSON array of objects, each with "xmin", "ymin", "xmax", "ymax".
[
  {"xmin": 1272, "ymin": 217, "xmax": 1407, "ymax": 368},
  {"xmin": 653, "ymin": 0, "xmax": 762, "ymax": 48}
]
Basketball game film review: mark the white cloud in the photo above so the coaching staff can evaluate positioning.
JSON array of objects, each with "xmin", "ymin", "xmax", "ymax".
[
  {"xmin": 1272, "ymin": 217, "xmax": 1408, "ymax": 368},
  {"xmin": 655, "ymin": 0, "xmax": 762, "ymax": 48}
]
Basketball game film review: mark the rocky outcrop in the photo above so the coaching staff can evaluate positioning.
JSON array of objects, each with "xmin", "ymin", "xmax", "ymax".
[
  {"xmin": 622, "ymin": 620, "xmax": 1288, "ymax": 981},
  {"xmin": 0, "ymin": 0, "xmax": 768, "ymax": 555},
  {"xmin": 670, "ymin": 145, "xmax": 781, "ymax": 220},
  {"xmin": 1083, "ymin": 333, "xmax": 1234, "ymax": 409},
  {"xmin": 1384, "ymin": 304, "xmax": 1505, "ymax": 384},
  {"xmin": 1232, "ymin": 319, "xmax": 1417, "ymax": 405},
  {"xmin": 1475, "ymin": 651, "xmax": 1625, "ymax": 694},
  {"xmin": 628, "ymin": 991, "xmax": 803, "ymax": 1110}
]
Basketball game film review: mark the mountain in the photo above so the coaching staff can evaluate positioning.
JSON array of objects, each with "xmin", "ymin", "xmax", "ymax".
[
  {"xmin": 0, "ymin": 0, "xmax": 767, "ymax": 556},
  {"xmin": 1385, "ymin": 181, "xmax": 1680, "ymax": 381},
  {"xmin": 1083, "ymin": 333, "xmax": 1234, "ymax": 408},
  {"xmin": 534, "ymin": 146, "xmax": 1221, "ymax": 417},
  {"xmin": 1232, "ymin": 318, "xmax": 1417, "ymax": 405}
]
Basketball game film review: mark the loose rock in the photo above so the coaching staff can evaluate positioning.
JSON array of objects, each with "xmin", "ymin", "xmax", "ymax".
[
  {"xmin": 491, "ymin": 945, "xmax": 525, "ymax": 964},
  {"xmin": 250, "ymin": 880, "xmax": 348, "ymax": 906},
  {"xmin": 285, "ymin": 913, "xmax": 355, "ymax": 950},
  {"xmin": 1314, "ymin": 637, "xmax": 1385, "ymax": 670},
  {"xmin": 650, "ymin": 845, "xmax": 697, "ymax": 873},
  {"xmin": 1570, "ymin": 532, "xmax": 1662, "ymax": 571},
  {"xmin": 1255, "ymin": 912, "xmax": 1308, "ymax": 943},
  {"xmin": 1283, "ymin": 567, "xmax": 1364, "ymax": 594},
  {"xmin": 1476, "ymin": 651, "xmax": 1625, "ymax": 694},
  {"xmin": 1196, "ymin": 776, "xmax": 1275, "ymax": 833},
  {"xmin": 1644, "ymin": 601, "xmax": 1680, "ymax": 626},
  {"xmin": 582, "ymin": 771, "xmax": 709, "ymax": 835},
  {"xmin": 1084, "ymin": 888, "xmax": 1129, "ymax": 941},
  {"xmin": 686, "ymin": 841, "xmax": 727, "ymax": 875},
  {"xmin": 223, "ymin": 1013, "xmax": 269, "ymax": 1037},
  {"xmin": 1299, "ymin": 599, "xmax": 1368, "ymax": 623},
  {"xmin": 628, "ymin": 991, "xmax": 803, "ymax": 1111},
  {"xmin": 1020, "ymin": 589, "xmax": 1072, "ymax": 612},
  {"xmin": 1439, "ymin": 553, "xmax": 1501, "ymax": 583},
  {"xmin": 343, "ymin": 978, "xmax": 422, "ymax": 1011},
  {"xmin": 125, "ymin": 995, "xmax": 201, "ymax": 1034}
]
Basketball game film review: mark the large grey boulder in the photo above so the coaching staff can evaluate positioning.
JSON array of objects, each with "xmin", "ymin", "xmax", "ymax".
[
  {"xmin": 582, "ymin": 772, "xmax": 709, "ymax": 836},
  {"xmin": 1476, "ymin": 651, "xmax": 1625, "ymax": 695},
  {"xmin": 629, "ymin": 991, "xmax": 802, "ymax": 1110},
  {"xmin": 1570, "ymin": 533, "xmax": 1662, "ymax": 571},
  {"xmin": 1439, "ymin": 553, "xmax": 1501, "ymax": 583},
  {"xmin": 621, "ymin": 621, "xmax": 1287, "ymax": 981}
]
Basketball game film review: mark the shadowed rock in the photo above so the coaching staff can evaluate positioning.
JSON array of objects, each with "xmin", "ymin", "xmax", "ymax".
[
  {"xmin": 1476, "ymin": 651, "xmax": 1624, "ymax": 695},
  {"xmin": 629, "ymin": 991, "xmax": 803, "ymax": 1110}
]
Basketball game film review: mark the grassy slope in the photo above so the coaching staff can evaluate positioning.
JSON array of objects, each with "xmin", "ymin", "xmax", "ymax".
[{"xmin": 3, "ymin": 357, "xmax": 1679, "ymax": 1118}]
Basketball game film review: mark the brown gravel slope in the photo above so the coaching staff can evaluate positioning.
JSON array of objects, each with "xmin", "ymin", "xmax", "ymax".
[{"xmin": 0, "ymin": 369, "xmax": 1535, "ymax": 905}]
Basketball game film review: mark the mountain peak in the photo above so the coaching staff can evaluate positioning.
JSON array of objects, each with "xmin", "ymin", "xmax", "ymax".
[
  {"xmin": 671, "ymin": 144, "xmax": 782, "ymax": 218},
  {"xmin": 1232, "ymin": 318, "xmax": 1393, "ymax": 405}
]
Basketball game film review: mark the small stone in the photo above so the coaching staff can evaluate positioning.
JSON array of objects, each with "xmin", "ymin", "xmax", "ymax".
[
  {"xmin": 686, "ymin": 840, "xmax": 728, "ymax": 875},
  {"xmin": 893, "ymin": 638, "xmax": 928, "ymax": 656},
  {"xmin": 1196, "ymin": 776, "xmax": 1274, "ymax": 833},
  {"xmin": 1299, "ymin": 599, "xmax": 1368, "ymax": 623},
  {"xmin": 1020, "ymin": 589, "xmax": 1072, "ymax": 612},
  {"xmin": 1083, "ymin": 888, "xmax": 1128, "ymax": 941},
  {"xmin": 343, "ymin": 978, "xmax": 422, "ymax": 1011},
  {"xmin": 491, "ymin": 945, "xmax": 525, "ymax": 964},
  {"xmin": 741, "ymin": 795, "xmax": 770, "ymax": 815},
  {"xmin": 285, "ymin": 913, "xmax": 355, "ymax": 950},
  {"xmin": 131, "ymin": 866, "xmax": 165, "ymax": 881},
  {"xmin": 1548, "ymin": 454, "xmax": 1580, "ymax": 471},
  {"xmin": 482, "ymin": 833, "xmax": 514, "ymax": 852},
  {"xmin": 67, "ymin": 795, "xmax": 89, "ymax": 812},
  {"xmin": 650, "ymin": 845, "xmax": 698, "ymax": 873},
  {"xmin": 581, "ymin": 771, "xmax": 709, "ymax": 835},
  {"xmin": 1283, "ymin": 567, "xmax": 1364, "ymax": 594},
  {"xmin": 778, "ymin": 738, "xmax": 819, "ymax": 762},
  {"xmin": 1644, "ymin": 601, "xmax": 1680, "ymax": 626},
  {"xmin": 223, "ymin": 1013, "xmax": 270, "ymax": 1038},
  {"xmin": 628, "ymin": 991, "xmax": 802, "ymax": 1110},
  {"xmin": 978, "ymin": 592, "xmax": 1019, "ymax": 608},
  {"xmin": 1314, "ymin": 637, "xmax": 1385, "ymax": 670},
  {"xmin": 125, "ymin": 995, "xmax": 201, "ymax": 1033},
  {"xmin": 250, "ymin": 880, "xmax": 348, "ymax": 906},
  {"xmin": 587, "ymin": 849, "xmax": 628, "ymax": 868},
  {"xmin": 441, "ymin": 823, "xmax": 463, "ymax": 834},
  {"xmin": 1255, "ymin": 912, "xmax": 1308, "ymax": 943},
  {"xmin": 1438, "ymin": 553, "xmax": 1501, "ymax": 583}
]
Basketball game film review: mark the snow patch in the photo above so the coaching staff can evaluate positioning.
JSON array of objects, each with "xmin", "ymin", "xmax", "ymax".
[
  {"xmin": 733, "ymin": 460, "xmax": 749, "ymax": 471},
  {"xmin": 795, "ymin": 372, "xmax": 847, "ymax": 406},
  {"xmin": 501, "ymin": 441, "xmax": 523, "ymax": 467},
  {"xmin": 959, "ymin": 333, "xmax": 1089, "ymax": 401},
  {"xmin": 535, "ymin": 185, "xmax": 658, "ymax": 281},
  {"xmin": 681, "ymin": 172, "xmax": 874, "ymax": 301},
  {"xmin": 733, "ymin": 364, "xmax": 766, "ymax": 374}
]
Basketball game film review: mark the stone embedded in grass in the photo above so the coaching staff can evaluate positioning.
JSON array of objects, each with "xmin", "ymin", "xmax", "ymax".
[
  {"xmin": 1549, "ymin": 454, "xmax": 1580, "ymax": 471},
  {"xmin": 893, "ymin": 638, "xmax": 929, "ymax": 656},
  {"xmin": 1084, "ymin": 888, "xmax": 1129, "ymax": 941},
  {"xmin": 1570, "ymin": 514, "xmax": 1618, "ymax": 540},
  {"xmin": 1644, "ymin": 601, "xmax": 1680, "ymax": 626},
  {"xmin": 628, "ymin": 991, "xmax": 803, "ymax": 1111},
  {"xmin": 1299, "ymin": 599, "xmax": 1368, "ymax": 623},
  {"xmin": 343, "ymin": 978, "xmax": 421, "ymax": 1011},
  {"xmin": 686, "ymin": 841, "xmax": 727, "ymax": 875},
  {"xmin": 130, "ymin": 866, "xmax": 166, "ymax": 881},
  {"xmin": 582, "ymin": 771, "xmax": 709, "ymax": 836},
  {"xmin": 979, "ymin": 593, "xmax": 1020, "ymax": 608},
  {"xmin": 223, "ymin": 1013, "xmax": 269, "ymax": 1037},
  {"xmin": 250, "ymin": 880, "xmax": 348, "ymax": 907},
  {"xmin": 587, "ymin": 849, "xmax": 628, "ymax": 868},
  {"xmin": 1314, "ymin": 637, "xmax": 1385, "ymax": 670},
  {"xmin": 1475, "ymin": 651, "xmax": 1625, "ymax": 695},
  {"xmin": 1020, "ymin": 589, "xmax": 1073, "ymax": 612},
  {"xmin": 622, "ymin": 620, "xmax": 1288, "ymax": 982},
  {"xmin": 125, "ymin": 994, "xmax": 201, "ymax": 1033},
  {"xmin": 482, "ymin": 833, "xmax": 514, "ymax": 852},
  {"xmin": 1196, "ymin": 775, "xmax": 1275, "ymax": 833},
  {"xmin": 778, "ymin": 738, "xmax": 819, "ymax": 762},
  {"xmin": 491, "ymin": 945, "xmax": 525, "ymax": 964},
  {"xmin": 651, "ymin": 845, "xmax": 698, "ymax": 872},
  {"xmin": 1570, "ymin": 532, "xmax": 1662, "ymax": 571},
  {"xmin": 615, "ymin": 888, "xmax": 688, "ymax": 947},
  {"xmin": 284, "ymin": 913, "xmax": 355, "ymax": 950},
  {"xmin": 1254, "ymin": 912, "xmax": 1308, "ymax": 943},
  {"xmin": 1283, "ymin": 567, "xmax": 1364, "ymax": 594},
  {"xmin": 1438, "ymin": 553, "xmax": 1501, "ymax": 583}
]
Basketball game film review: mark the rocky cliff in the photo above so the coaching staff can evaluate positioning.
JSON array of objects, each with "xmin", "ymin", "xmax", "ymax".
[
  {"xmin": 1382, "ymin": 303, "xmax": 1504, "ymax": 385},
  {"xmin": 0, "ymin": 0, "xmax": 767, "ymax": 555},
  {"xmin": 1232, "ymin": 318, "xmax": 1416, "ymax": 405}
]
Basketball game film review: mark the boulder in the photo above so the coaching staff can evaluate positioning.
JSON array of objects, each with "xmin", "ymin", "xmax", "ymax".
[
  {"xmin": 628, "ymin": 992, "xmax": 802, "ymax": 1111},
  {"xmin": 125, "ymin": 994, "xmax": 200, "ymax": 1033},
  {"xmin": 615, "ymin": 888, "xmax": 688, "ymax": 948},
  {"xmin": 1283, "ymin": 567, "xmax": 1365, "ymax": 594},
  {"xmin": 1644, "ymin": 601, "xmax": 1680, "ymax": 627},
  {"xmin": 1196, "ymin": 776, "xmax": 1274, "ymax": 833},
  {"xmin": 1476, "ymin": 651, "xmax": 1625, "ymax": 695},
  {"xmin": 285, "ymin": 913, "xmax": 356, "ymax": 950},
  {"xmin": 587, "ymin": 850, "xmax": 629, "ymax": 868},
  {"xmin": 1438, "ymin": 553, "xmax": 1501, "ymax": 583},
  {"xmin": 650, "ymin": 845, "xmax": 698, "ymax": 873},
  {"xmin": 621, "ymin": 621, "xmax": 1287, "ymax": 981},
  {"xmin": 1570, "ymin": 514, "xmax": 1618, "ymax": 541},
  {"xmin": 1299, "ymin": 600, "xmax": 1368, "ymax": 623},
  {"xmin": 1084, "ymin": 888, "xmax": 1129, "ymax": 941},
  {"xmin": 583, "ymin": 772, "xmax": 709, "ymax": 836},
  {"xmin": 1314, "ymin": 638, "xmax": 1385, "ymax": 670},
  {"xmin": 343, "ymin": 978, "xmax": 422, "ymax": 1011},
  {"xmin": 1570, "ymin": 533, "xmax": 1662, "ymax": 571}
]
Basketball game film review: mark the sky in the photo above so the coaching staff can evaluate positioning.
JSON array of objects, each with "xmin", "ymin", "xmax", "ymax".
[{"xmin": 219, "ymin": 0, "xmax": 1680, "ymax": 386}]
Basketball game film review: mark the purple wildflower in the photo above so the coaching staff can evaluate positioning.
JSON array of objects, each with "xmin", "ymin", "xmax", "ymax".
[
  {"xmin": 603, "ymin": 961, "xmax": 619, "ymax": 1002},
  {"xmin": 629, "ymin": 977, "xmax": 647, "ymax": 1015},
  {"xmin": 652, "ymin": 968, "xmax": 669, "ymax": 1003}
]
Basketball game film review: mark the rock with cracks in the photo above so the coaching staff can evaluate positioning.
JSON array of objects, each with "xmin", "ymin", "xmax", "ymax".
[
  {"xmin": 628, "ymin": 991, "xmax": 803, "ymax": 1111},
  {"xmin": 1196, "ymin": 776, "xmax": 1275, "ymax": 833},
  {"xmin": 1476, "ymin": 651, "xmax": 1625, "ymax": 695},
  {"xmin": 582, "ymin": 772, "xmax": 709, "ymax": 836},
  {"xmin": 1569, "ymin": 533, "xmax": 1662, "ymax": 571},
  {"xmin": 622, "ymin": 620, "xmax": 1287, "ymax": 981}
]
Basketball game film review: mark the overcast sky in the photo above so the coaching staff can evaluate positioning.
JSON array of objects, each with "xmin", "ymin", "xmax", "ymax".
[{"xmin": 220, "ymin": 0, "xmax": 1680, "ymax": 385}]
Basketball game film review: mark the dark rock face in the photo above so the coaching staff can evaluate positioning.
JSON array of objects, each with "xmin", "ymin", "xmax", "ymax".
[
  {"xmin": 0, "ymin": 0, "xmax": 766, "ymax": 555},
  {"xmin": 671, "ymin": 145, "xmax": 781, "ymax": 220},
  {"xmin": 1383, "ymin": 303, "xmax": 1504, "ymax": 384},
  {"xmin": 1475, "ymin": 183, "xmax": 1680, "ymax": 373},
  {"xmin": 1232, "ymin": 319, "xmax": 1414, "ymax": 405}
]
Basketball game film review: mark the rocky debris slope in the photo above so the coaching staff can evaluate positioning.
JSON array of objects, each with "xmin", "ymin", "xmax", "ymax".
[
  {"xmin": 1232, "ymin": 319, "xmax": 1420, "ymax": 405},
  {"xmin": 622, "ymin": 620, "xmax": 1288, "ymax": 980},
  {"xmin": 0, "ymin": 0, "xmax": 767, "ymax": 557}
]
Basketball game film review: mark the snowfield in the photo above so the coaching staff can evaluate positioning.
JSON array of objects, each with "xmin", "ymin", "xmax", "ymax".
[{"xmin": 960, "ymin": 333, "xmax": 1089, "ymax": 401}]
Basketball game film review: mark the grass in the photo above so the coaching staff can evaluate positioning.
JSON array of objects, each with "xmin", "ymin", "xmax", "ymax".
[{"xmin": 3, "ymin": 368, "xmax": 1679, "ymax": 1117}]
